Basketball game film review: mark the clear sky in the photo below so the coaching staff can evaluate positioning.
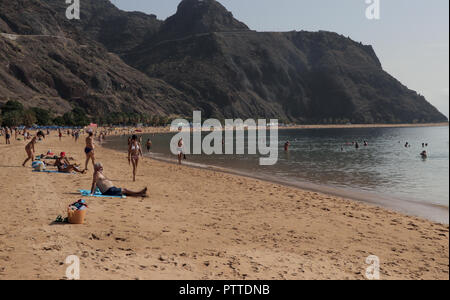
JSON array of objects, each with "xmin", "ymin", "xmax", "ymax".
[{"xmin": 110, "ymin": 0, "xmax": 449, "ymax": 117}]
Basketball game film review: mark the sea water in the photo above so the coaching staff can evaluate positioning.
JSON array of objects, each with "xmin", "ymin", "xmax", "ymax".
[{"xmin": 104, "ymin": 126, "xmax": 449, "ymax": 223}]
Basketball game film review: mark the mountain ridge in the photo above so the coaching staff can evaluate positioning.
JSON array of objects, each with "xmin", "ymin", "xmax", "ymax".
[{"xmin": 0, "ymin": 0, "xmax": 447, "ymax": 124}]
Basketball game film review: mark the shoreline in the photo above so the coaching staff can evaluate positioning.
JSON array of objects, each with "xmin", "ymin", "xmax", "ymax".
[
  {"xmin": 142, "ymin": 153, "xmax": 450, "ymax": 225},
  {"xmin": 0, "ymin": 134, "xmax": 448, "ymax": 279},
  {"xmin": 103, "ymin": 122, "xmax": 449, "ymax": 135},
  {"xmin": 103, "ymin": 124, "xmax": 450, "ymax": 225}
]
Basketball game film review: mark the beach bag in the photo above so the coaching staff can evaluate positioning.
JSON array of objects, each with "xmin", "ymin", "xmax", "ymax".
[
  {"xmin": 68, "ymin": 200, "xmax": 88, "ymax": 224},
  {"xmin": 32, "ymin": 161, "xmax": 46, "ymax": 171},
  {"xmin": 67, "ymin": 208, "xmax": 87, "ymax": 224}
]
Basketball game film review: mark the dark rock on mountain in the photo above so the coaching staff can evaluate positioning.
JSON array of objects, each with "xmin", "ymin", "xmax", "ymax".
[
  {"xmin": 0, "ymin": 0, "xmax": 193, "ymax": 117},
  {"xmin": 155, "ymin": 0, "xmax": 249, "ymax": 42},
  {"xmin": 0, "ymin": 0, "xmax": 447, "ymax": 123},
  {"xmin": 0, "ymin": 33, "xmax": 192, "ymax": 116},
  {"xmin": 127, "ymin": 27, "xmax": 446, "ymax": 123}
]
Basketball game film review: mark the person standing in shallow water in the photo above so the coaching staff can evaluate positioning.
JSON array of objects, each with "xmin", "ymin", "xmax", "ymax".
[
  {"xmin": 177, "ymin": 138, "xmax": 184, "ymax": 165},
  {"xmin": 146, "ymin": 139, "xmax": 152, "ymax": 153},
  {"xmin": 84, "ymin": 131, "xmax": 95, "ymax": 171},
  {"xmin": 284, "ymin": 141, "xmax": 290, "ymax": 152}
]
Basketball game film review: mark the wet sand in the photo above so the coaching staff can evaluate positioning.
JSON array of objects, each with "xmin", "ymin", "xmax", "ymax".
[{"xmin": 0, "ymin": 133, "xmax": 448, "ymax": 280}]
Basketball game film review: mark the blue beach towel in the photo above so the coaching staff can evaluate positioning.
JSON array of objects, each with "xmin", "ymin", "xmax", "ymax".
[
  {"xmin": 79, "ymin": 189, "xmax": 126, "ymax": 199},
  {"xmin": 33, "ymin": 170, "xmax": 75, "ymax": 174}
]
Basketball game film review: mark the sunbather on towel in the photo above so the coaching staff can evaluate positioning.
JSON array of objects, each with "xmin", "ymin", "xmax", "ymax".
[
  {"xmin": 90, "ymin": 162, "xmax": 148, "ymax": 197},
  {"xmin": 55, "ymin": 152, "xmax": 86, "ymax": 174}
]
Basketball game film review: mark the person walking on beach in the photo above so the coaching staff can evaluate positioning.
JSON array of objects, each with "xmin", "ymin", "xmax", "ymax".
[
  {"xmin": 4, "ymin": 127, "xmax": 11, "ymax": 144},
  {"xmin": 128, "ymin": 135, "xmax": 143, "ymax": 182},
  {"xmin": 58, "ymin": 129, "xmax": 62, "ymax": 141},
  {"xmin": 22, "ymin": 136, "xmax": 37, "ymax": 167},
  {"xmin": 90, "ymin": 163, "xmax": 148, "ymax": 197},
  {"xmin": 84, "ymin": 131, "xmax": 95, "ymax": 171},
  {"xmin": 177, "ymin": 138, "xmax": 184, "ymax": 165},
  {"xmin": 146, "ymin": 139, "xmax": 152, "ymax": 152}
]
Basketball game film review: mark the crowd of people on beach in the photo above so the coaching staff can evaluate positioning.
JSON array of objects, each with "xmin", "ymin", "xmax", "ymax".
[
  {"xmin": 1, "ymin": 126, "xmax": 149, "ymax": 198},
  {"xmin": 1, "ymin": 124, "xmax": 436, "ymax": 201}
]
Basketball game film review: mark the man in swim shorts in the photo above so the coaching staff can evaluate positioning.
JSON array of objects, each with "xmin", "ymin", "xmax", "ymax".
[
  {"xmin": 90, "ymin": 163, "xmax": 148, "ymax": 197},
  {"xmin": 84, "ymin": 131, "xmax": 95, "ymax": 171}
]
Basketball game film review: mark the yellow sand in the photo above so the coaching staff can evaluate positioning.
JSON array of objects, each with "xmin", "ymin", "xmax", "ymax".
[{"xmin": 0, "ymin": 133, "xmax": 448, "ymax": 280}]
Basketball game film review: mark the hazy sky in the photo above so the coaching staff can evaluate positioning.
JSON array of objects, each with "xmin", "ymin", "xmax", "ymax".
[{"xmin": 110, "ymin": 0, "xmax": 449, "ymax": 117}]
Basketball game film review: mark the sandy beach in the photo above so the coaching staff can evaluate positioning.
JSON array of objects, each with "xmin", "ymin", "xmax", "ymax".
[{"xmin": 0, "ymin": 133, "xmax": 448, "ymax": 280}]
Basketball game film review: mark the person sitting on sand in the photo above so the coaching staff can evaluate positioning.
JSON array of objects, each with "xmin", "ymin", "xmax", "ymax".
[
  {"xmin": 90, "ymin": 163, "xmax": 148, "ymax": 197},
  {"xmin": 55, "ymin": 152, "xmax": 86, "ymax": 174},
  {"xmin": 84, "ymin": 131, "xmax": 95, "ymax": 171}
]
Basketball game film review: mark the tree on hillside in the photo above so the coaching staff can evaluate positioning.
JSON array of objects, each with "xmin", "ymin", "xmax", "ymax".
[
  {"xmin": 2, "ymin": 111, "xmax": 23, "ymax": 127},
  {"xmin": 53, "ymin": 116, "xmax": 65, "ymax": 126},
  {"xmin": 72, "ymin": 107, "xmax": 89, "ymax": 126},
  {"xmin": 1, "ymin": 100, "xmax": 24, "ymax": 114},
  {"xmin": 31, "ymin": 107, "xmax": 53, "ymax": 126},
  {"xmin": 22, "ymin": 109, "xmax": 37, "ymax": 127}
]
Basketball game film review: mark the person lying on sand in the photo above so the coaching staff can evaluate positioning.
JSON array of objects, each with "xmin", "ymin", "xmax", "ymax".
[
  {"xmin": 55, "ymin": 152, "xmax": 86, "ymax": 174},
  {"xmin": 90, "ymin": 163, "xmax": 148, "ymax": 197}
]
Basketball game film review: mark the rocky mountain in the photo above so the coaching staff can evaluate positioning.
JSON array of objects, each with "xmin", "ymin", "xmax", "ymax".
[
  {"xmin": 0, "ymin": 0, "xmax": 193, "ymax": 116},
  {"xmin": 0, "ymin": 0, "xmax": 447, "ymax": 123}
]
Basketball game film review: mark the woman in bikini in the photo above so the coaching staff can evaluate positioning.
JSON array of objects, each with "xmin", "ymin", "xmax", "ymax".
[
  {"xmin": 84, "ymin": 131, "xmax": 95, "ymax": 171},
  {"xmin": 128, "ymin": 135, "xmax": 143, "ymax": 182},
  {"xmin": 22, "ymin": 136, "xmax": 37, "ymax": 167}
]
